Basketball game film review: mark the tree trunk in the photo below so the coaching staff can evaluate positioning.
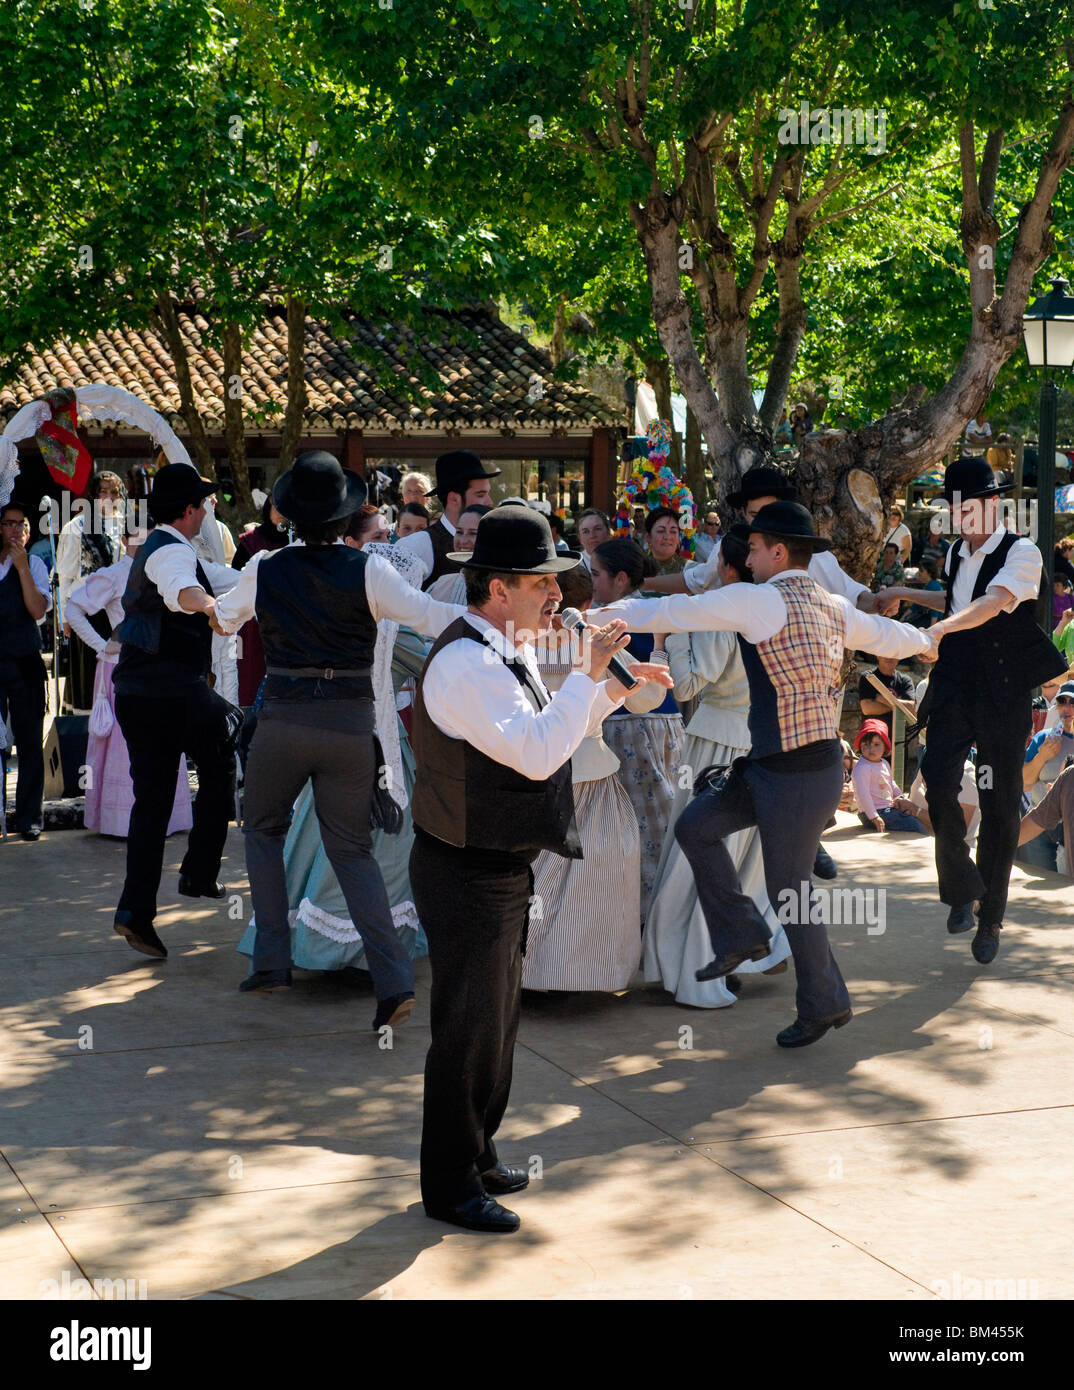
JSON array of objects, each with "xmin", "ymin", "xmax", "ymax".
[
  {"xmin": 684, "ymin": 403, "xmax": 706, "ymax": 513},
  {"xmin": 222, "ymin": 320, "xmax": 254, "ymax": 518},
  {"xmin": 631, "ymin": 194, "xmax": 737, "ymax": 467},
  {"xmin": 277, "ymin": 294, "xmax": 308, "ymax": 478},
  {"xmin": 550, "ymin": 295, "xmax": 567, "ymax": 366},
  {"xmin": 150, "ymin": 291, "xmax": 216, "ymax": 481}
]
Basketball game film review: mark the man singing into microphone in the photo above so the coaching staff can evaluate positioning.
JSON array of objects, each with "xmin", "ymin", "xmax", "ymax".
[{"xmin": 411, "ymin": 506, "xmax": 671, "ymax": 1232}]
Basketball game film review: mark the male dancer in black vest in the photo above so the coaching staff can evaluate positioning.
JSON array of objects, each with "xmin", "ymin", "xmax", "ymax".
[
  {"xmin": 411, "ymin": 507, "xmax": 671, "ymax": 1231},
  {"xmin": 0, "ymin": 499, "xmax": 51, "ymax": 840},
  {"xmin": 112, "ymin": 466, "xmax": 242, "ymax": 959},
  {"xmin": 397, "ymin": 449, "xmax": 500, "ymax": 590},
  {"xmin": 919, "ymin": 458, "xmax": 1067, "ymax": 963},
  {"xmin": 211, "ymin": 452, "xmax": 471, "ymax": 1025}
]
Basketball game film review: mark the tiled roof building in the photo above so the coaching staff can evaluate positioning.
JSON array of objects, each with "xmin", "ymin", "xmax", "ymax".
[{"xmin": 1, "ymin": 301, "xmax": 621, "ymax": 508}]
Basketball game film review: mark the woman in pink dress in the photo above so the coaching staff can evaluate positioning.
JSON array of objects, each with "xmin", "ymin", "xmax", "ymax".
[{"xmin": 65, "ymin": 535, "xmax": 193, "ymax": 838}]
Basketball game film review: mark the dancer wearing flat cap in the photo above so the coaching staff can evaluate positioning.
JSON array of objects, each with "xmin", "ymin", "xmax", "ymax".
[
  {"xmin": 593, "ymin": 502, "xmax": 932, "ymax": 1048},
  {"xmin": 411, "ymin": 506, "xmax": 671, "ymax": 1232}
]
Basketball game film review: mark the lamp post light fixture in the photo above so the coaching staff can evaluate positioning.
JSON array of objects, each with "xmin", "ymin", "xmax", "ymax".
[{"xmin": 1022, "ymin": 275, "xmax": 1074, "ymax": 626}]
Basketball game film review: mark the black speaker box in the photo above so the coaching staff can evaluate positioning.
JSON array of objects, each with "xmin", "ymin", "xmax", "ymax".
[{"xmin": 53, "ymin": 714, "xmax": 90, "ymax": 799}]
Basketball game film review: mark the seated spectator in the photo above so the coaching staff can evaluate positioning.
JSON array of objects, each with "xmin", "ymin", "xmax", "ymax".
[
  {"xmin": 859, "ymin": 653, "xmax": 917, "ymax": 742},
  {"xmin": 790, "ymin": 402, "xmax": 813, "ymax": 441},
  {"xmin": 883, "ymin": 505, "xmax": 912, "ymax": 564},
  {"xmin": 918, "ymin": 513, "xmax": 950, "ymax": 573},
  {"xmin": 838, "ymin": 738, "xmax": 857, "ymax": 813},
  {"xmin": 852, "ymin": 720, "xmax": 930, "ymax": 834},
  {"xmin": 964, "ymin": 413, "xmax": 992, "ymax": 451},
  {"xmin": 1018, "ymin": 764, "xmax": 1074, "ymax": 878},
  {"xmin": 1018, "ymin": 681, "xmax": 1074, "ymax": 872},
  {"xmin": 986, "ymin": 432, "xmax": 1014, "ymax": 485},
  {"xmin": 547, "ymin": 511, "xmax": 570, "ymax": 553},
  {"xmin": 1054, "ymin": 609, "xmax": 1074, "ymax": 668},
  {"xmin": 906, "ymin": 556, "xmax": 943, "ymax": 627},
  {"xmin": 775, "ymin": 409, "xmax": 793, "ymax": 444},
  {"xmin": 395, "ymin": 502, "xmax": 430, "ymax": 539},
  {"xmin": 1054, "ymin": 574, "xmax": 1073, "ymax": 626},
  {"xmin": 873, "ymin": 541, "xmax": 905, "ymax": 591}
]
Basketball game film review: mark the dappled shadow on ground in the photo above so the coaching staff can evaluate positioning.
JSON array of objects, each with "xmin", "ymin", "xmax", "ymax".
[{"xmin": 2, "ymin": 824, "xmax": 1072, "ymax": 1297}]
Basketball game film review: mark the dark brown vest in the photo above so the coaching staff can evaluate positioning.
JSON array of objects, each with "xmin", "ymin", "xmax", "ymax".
[
  {"xmin": 422, "ymin": 517, "xmax": 463, "ymax": 590},
  {"xmin": 410, "ymin": 618, "xmax": 582, "ymax": 860}
]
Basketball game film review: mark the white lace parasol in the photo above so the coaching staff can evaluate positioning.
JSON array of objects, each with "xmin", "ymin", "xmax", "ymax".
[
  {"xmin": 0, "ymin": 383, "xmax": 194, "ymax": 509},
  {"xmin": 363, "ymin": 541, "xmax": 429, "ymax": 809}
]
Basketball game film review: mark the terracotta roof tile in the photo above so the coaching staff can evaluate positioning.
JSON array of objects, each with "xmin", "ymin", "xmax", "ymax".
[{"xmin": 2, "ymin": 303, "xmax": 617, "ymax": 438}]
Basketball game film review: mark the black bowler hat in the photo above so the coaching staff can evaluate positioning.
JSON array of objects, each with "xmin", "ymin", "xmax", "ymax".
[
  {"xmin": 272, "ymin": 451, "xmax": 367, "ymax": 524},
  {"xmin": 748, "ymin": 500, "xmax": 832, "ymax": 551},
  {"xmin": 727, "ymin": 464, "xmax": 797, "ymax": 509},
  {"xmin": 942, "ymin": 455, "xmax": 1014, "ymax": 503},
  {"xmin": 449, "ymin": 504, "xmax": 580, "ymax": 573},
  {"xmin": 431, "ymin": 449, "xmax": 501, "ymax": 500},
  {"xmin": 148, "ymin": 464, "xmax": 217, "ymax": 522}
]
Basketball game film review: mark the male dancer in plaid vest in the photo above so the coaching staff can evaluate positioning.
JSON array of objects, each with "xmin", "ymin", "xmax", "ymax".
[{"xmin": 593, "ymin": 503, "xmax": 933, "ymax": 1047}]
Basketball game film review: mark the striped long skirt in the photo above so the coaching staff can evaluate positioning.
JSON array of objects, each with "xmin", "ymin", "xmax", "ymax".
[
  {"xmin": 603, "ymin": 711, "xmax": 684, "ymax": 921},
  {"xmin": 523, "ymin": 773, "xmax": 641, "ymax": 992},
  {"xmin": 643, "ymin": 733, "xmax": 790, "ymax": 1007}
]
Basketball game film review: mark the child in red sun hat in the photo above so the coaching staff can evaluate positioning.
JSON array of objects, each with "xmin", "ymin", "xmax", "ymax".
[{"xmin": 852, "ymin": 719, "xmax": 930, "ymax": 834}]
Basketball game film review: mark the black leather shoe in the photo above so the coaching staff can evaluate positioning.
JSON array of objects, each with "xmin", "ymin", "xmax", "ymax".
[
  {"xmin": 946, "ymin": 903, "xmax": 976, "ymax": 934},
  {"xmin": 480, "ymin": 1163, "xmax": 530, "ymax": 1195},
  {"xmin": 178, "ymin": 875, "xmax": 227, "ymax": 899},
  {"xmin": 113, "ymin": 915, "xmax": 167, "ymax": 960},
  {"xmin": 725, "ymin": 973, "xmax": 743, "ymax": 995},
  {"xmin": 19, "ymin": 825, "xmax": 41, "ymax": 841},
  {"xmin": 695, "ymin": 944, "xmax": 771, "ymax": 982},
  {"xmin": 813, "ymin": 846, "xmax": 838, "ymax": 880},
  {"xmin": 372, "ymin": 992, "xmax": 415, "ymax": 1030},
  {"xmin": 971, "ymin": 922, "xmax": 1001, "ymax": 965},
  {"xmin": 239, "ymin": 969, "xmax": 292, "ymax": 993},
  {"xmin": 776, "ymin": 1009, "xmax": 852, "ymax": 1048},
  {"xmin": 424, "ymin": 1193, "xmax": 520, "ymax": 1233}
]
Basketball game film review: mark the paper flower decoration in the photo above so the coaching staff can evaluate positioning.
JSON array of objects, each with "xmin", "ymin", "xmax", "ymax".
[{"xmin": 615, "ymin": 420, "xmax": 697, "ymax": 558}]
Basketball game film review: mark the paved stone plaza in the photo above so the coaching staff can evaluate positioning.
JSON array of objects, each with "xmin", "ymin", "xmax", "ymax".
[{"xmin": 2, "ymin": 817, "xmax": 1071, "ymax": 1301}]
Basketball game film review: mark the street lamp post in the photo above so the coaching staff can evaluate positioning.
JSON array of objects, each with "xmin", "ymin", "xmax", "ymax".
[{"xmin": 1022, "ymin": 276, "xmax": 1074, "ymax": 628}]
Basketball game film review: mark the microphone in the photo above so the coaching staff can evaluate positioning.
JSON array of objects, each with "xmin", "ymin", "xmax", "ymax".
[{"xmin": 559, "ymin": 606, "xmax": 640, "ymax": 692}]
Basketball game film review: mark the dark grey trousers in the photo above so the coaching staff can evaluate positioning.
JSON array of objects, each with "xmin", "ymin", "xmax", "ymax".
[
  {"xmin": 675, "ymin": 747, "xmax": 850, "ymax": 1022},
  {"xmin": 242, "ymin": 702, "xmax": 414, "ymax": 1001}
]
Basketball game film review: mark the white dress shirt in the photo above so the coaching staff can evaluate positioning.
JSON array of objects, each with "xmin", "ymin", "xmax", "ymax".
[
  {"xmin": 681, "ymin": 535, "xmax": 870, "ymax": 605},
  {"xmin": 395, "ymin": 514, "xmax": 452, "ymax": 579},
  {"xmin": 144, "ymin": 524, "xmax": 239, "ymax": 612},
  {"xmin": 65, "ymin": 554, "xmax": 133, "ymax": 654},
  {"xmin": 593, "ymin": 570, "xmax": 930, "ymax": 660},
  {"xmin": 211, "ymin": 540, "xmax": 466, "ymax": 638},
  {"xmin": 55, "ymin": 514, "xmax": 121, "ymax": 613},
  {"xmin": 0, "ymin": 553, "xmax": 53, "ymax": 613},
  {"xmin": 422, "ymin": 613, "xmax": 624, "ymax": 782},
  {"xmin": 946, "ymin": 526, "xmax": 1042, "ymax": 615}
]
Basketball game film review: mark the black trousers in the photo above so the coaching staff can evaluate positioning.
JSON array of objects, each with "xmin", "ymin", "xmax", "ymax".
[
  {"xmin": 0, "ymin": 657, "xmax": 45, "ymax": 832},
  {"xmin": 114, "ymin": 683, "xmax": 237, "ymax": 927},
  {"xmin": 920, "ymin": 676, "xmax": 1031, "ymax": 925},
  {"xmin": 675, "ymin": 745, "xmax": 850, "ymax": 1022},
  {"xmin": 412, "ymin": 828, "xmax": 534, "ymax": 1209}
]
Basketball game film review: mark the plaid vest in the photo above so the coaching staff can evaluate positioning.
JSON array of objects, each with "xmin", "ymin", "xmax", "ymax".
[{"xmin": 738, "ymin": 572, "xmax": 847, "ymax": 756}]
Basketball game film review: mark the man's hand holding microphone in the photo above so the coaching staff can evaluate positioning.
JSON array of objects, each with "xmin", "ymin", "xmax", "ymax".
[{"xmin": 561, "ymin": 610, "xmax": 674, "ymax": 703}]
